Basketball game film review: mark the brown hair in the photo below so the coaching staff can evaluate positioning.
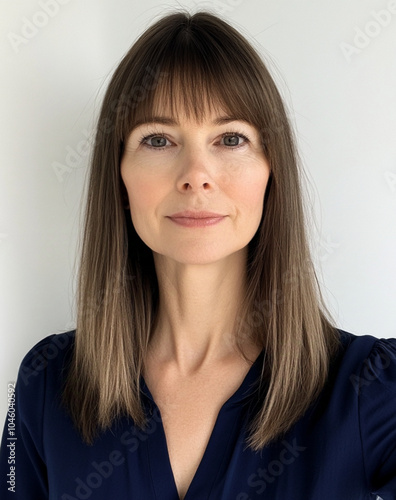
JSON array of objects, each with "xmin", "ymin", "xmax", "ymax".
[{"xmin": 63, "ymin": 9, "xmax": 340, "ymax": 450}]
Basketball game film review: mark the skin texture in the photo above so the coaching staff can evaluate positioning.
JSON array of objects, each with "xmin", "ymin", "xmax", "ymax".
[{"xmin": 121, "ymin": 105, "xmax": 271, "ymax": 499}]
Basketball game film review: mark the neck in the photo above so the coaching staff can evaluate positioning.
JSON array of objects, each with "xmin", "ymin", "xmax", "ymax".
[{"xmin": 148, "ymin": 247, "xmax": 252, "ymax": 375}]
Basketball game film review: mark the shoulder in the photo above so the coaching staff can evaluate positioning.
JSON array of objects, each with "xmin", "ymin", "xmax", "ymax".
[
  {"xmin": 16, "ymin": 330, "xmax": 75, "ymax": 389},
  {"xmin": 336, "ymin": 330, "xmax": 396, "ymax": 493},
  {"xmin": 335, "ymin": 328, "xmax": 396, "ymax": 395},
  {"xmin": 11, "ymin": 331, "xmax": 76, "ymax": 457},
  {"xmin": 336, "ymin": 327, "xmax": 395, "ymax": 356}
]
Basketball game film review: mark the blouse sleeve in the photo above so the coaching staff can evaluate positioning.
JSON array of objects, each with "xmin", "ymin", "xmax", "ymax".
[
  {"xmin": 358, "ymin": 337, "xmax": 396, "ymax": 500},
  {"xmin": 0, "ymin": 336, "xmax": 55, "ymax": 499}
]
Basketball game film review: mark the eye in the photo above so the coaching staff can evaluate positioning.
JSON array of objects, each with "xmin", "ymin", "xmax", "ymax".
[
  {"xmin": 137, "ymin": 129, "xmax": 251, "ymax": 151},
  {"xmin": 138, "ymin": 132, "xmax": 170, "ymax": 150},
  {"xmin": 220, "ymin": 132, "xmax": 250, "ymax": 149}
]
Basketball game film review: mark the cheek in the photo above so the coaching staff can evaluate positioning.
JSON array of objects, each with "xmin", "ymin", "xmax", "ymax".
[
  {"xmin": 121, "ymin": 167, "xmax": 163, "ymax": 215},
  {"xmin": 230, "ymin": 168, "xmax": 270, "ymax": 218},
  {"xmin": 121, "ymin": 171, "xmax": 162, "ymax": 245}
]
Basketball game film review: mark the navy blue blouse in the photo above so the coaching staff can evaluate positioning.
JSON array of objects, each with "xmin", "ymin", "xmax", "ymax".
[{"xmin": 1, "ymin": 329, "xmax": 396, "ymax": 499}]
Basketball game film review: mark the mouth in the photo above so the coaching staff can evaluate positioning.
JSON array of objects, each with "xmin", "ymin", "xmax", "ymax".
[
  {"xmin": 168, "ymin": 210, "xmax": 226, "ymax": 219},
  {"xmin": 167, "ymin": 212, "xmax": 227, "ymax": 228}
]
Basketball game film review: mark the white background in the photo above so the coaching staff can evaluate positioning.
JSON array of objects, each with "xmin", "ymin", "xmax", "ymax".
[{"xmin": 1, "ymin": 0, "xmax": 396, "ymax": 427}]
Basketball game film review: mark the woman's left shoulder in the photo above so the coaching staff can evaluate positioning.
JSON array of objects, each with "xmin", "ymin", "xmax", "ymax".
[
  {"xmin": 332, "ymin": 329, "xmax": 396, "ymax": 496},
  {"xmin": 337, "ymin": 330, "xmax": 396, "ymax": 496},
  {"xmin": 336, "ymin": 328, "xmax": 396, "ymax": 396},
  {"xmin": 359, "ymin": 332, "xmax": 396, "ymax": 391}
]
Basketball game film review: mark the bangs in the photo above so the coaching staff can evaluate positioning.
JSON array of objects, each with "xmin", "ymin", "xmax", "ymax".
[{"xmin": 117, "ymin": 14, "xmax": 270, "ymax": 142}]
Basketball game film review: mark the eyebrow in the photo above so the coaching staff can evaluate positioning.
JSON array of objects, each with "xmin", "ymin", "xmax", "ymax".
[{"xmin": 130, "ymin": 115, "xmax": 247, "ymax": 131}]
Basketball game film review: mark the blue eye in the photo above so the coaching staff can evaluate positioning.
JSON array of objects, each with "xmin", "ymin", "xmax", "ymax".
[
  {"xmin": 138, "ymin": 130, "xmax": 250, "ymax": 151},
  {"xmin": 139, "ymin": 133, "xmax": 169, "ymax": 149},
  {"xmin": 220, "ymin": 133, "xmax": 249, "ymax": 147}
]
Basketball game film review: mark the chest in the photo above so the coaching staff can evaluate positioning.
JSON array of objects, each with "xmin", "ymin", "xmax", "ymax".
[
  {"xmin": 159, "ymin": 398, "xmax": 222, "ymax": 499},
  {"xmin": 143, "ymin": 361, "xmax": 253, "ymax": 500}
]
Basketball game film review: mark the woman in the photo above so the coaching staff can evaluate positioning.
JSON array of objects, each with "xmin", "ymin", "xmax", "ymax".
[{"xmin": 1, "ymin": 10, "xmax": 395, "ymax": 500}]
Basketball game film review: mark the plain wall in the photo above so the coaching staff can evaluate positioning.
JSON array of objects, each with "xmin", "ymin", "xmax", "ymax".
[{"xmin": 1, "ymin": 0, "xmax": 396, "ymax": 427}]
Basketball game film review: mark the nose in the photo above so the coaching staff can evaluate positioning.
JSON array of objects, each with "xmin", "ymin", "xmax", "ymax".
[{"xmin": 176, "ymin": 145, "xmax": 216, "ymax": 192}]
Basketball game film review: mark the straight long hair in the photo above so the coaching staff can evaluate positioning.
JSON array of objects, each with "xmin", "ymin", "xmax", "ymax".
[{"xmin": 62, "ymin": 10, "xmax": 341, "ymax": 450}]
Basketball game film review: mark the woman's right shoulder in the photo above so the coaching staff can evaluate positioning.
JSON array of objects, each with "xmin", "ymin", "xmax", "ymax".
[{"xmin": 17, "ymin": 329, "xmax": 76, "ymax": 387}]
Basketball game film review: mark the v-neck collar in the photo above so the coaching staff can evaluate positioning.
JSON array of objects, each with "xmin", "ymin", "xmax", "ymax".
[
  {"xmin": 140, "ymin": 348, "xmax": 264, "ymax": 403},
  {"xmin": 139, "ymin": 349, "xmax": 265, "ymax": 500}
]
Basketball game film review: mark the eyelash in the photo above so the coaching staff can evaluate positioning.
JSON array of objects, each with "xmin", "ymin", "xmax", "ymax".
[{"xmin": 138, "ymin": 129, "xmax": 250, "ymax": 151}]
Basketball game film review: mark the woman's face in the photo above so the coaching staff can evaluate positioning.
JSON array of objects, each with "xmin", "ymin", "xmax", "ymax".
[{"xmin": 120, "ymin": 104, "xmax": 271, "ymax": 265}]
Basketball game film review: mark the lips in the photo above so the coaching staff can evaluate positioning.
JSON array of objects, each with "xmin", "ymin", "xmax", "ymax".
[
  {"xmin": 167, "ymin": 210, "xmax": 227, "ymax": 228},
  {"xmin": 168, "ymin": 210, "xmax": 225, "ymax": 219}
]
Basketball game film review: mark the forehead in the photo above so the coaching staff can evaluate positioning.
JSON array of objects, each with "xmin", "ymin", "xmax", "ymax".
[
  {"xmin": 150, "ymin": 92, "xmax": 227, "ymax": 124},
  {"xmin": 130, "ymin": 90, "xmax": 254, "ymax": 135},
  {"xmin": 123, "ymin": 68, "xmax": 260, "ymax": 140},
  {"xmin": 135, "ymin": 67, "xmax": 237, "ymax": 122},
  {"xmin": 136, "ymin": 107, "xmax": 236, "ymax": 130}
]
